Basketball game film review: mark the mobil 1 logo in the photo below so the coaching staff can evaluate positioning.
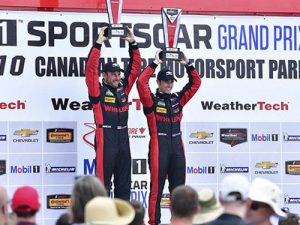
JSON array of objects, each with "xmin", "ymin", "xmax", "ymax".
[{"xmin": 0, "ymin": 20, "xmax": 17, "ymax": 46}]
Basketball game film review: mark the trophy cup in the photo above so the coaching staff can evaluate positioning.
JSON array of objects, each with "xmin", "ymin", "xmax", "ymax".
[
  {"xmin": 160, "ymin": 8, "xmax": 182, "ymax": 61},
  {"xmin": 105, "ymin": 0, "xmax": 127, "ymax": 37}
]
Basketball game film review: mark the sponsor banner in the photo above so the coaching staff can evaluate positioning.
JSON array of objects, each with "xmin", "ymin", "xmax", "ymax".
[
  {"xmin": 2, "ymin": 11, "xmax": 300, "ymax": 222},
  {"xmin": 0, "ymin": 135, "xmax": 7, "ymax": 141},
  {"xmin": 0, "ymin": 160, "xmax": 6, "ymax": 175},
  {"xmin": 220, "ymin": 128, "xmax": 247, "ymax": 147},
  {"xmin": 46, "ymin": 128, "xmax": 74, "ymax": 143},
  {"xmin": 47, "ymin": 194, "xmax": 71, "ymax": 209},
  {"xmin": 285, "ymin": 161, "xmax": 300, "ymax": 175}
]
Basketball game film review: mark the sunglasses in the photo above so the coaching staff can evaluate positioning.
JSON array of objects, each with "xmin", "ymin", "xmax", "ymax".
[{"xmin": 250, "ymin": 201, "xmax": 271, "ymax": 210}]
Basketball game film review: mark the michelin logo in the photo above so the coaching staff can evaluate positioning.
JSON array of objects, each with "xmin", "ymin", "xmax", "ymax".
[{"xmin": 45, "ymin": 163, "xmax": 76, "ymax": 173}]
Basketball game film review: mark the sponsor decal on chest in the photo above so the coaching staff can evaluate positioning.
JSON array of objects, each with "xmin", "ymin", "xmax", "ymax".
[
  {"xmin": 104, "ymin": 96, "xmax": 116, "ymax": 103},
  {"xmin": 173, "ymin": 107, "xmax": 179, "ymax": 113},
  {"xmin": 156, "ymin": 107, "xmax": 167, "ymax": 114},
  {"xmin": 157, "ymin": 101, "xmax": 166, "ymax": 107},
  {"xmin": 105, "ymin": 90, "xmax": 114, "ymax": 97},
  {"xmin": 121, "ymin": 97, "xmax": 127, "ymax": 103}
]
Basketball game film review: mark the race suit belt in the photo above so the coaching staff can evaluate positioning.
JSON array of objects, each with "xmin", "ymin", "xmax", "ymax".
[
  {"xmin": 97, "ymin": 124, "xmax": 127, "ymax": 130},
  {"xmin": 157, "ymin": 132, "xmax": 181, "ymax": 137}
]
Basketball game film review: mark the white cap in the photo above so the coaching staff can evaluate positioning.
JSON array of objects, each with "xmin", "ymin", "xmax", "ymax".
[
  {"xmin": 219, "ymin": 174, "xmax": 250, "ymax": 202},
  {"xmin": 249, "ymin": 178, "xmax": 286, "ymax": 218}
]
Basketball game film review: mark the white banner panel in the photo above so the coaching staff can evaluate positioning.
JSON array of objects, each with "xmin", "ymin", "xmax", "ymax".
[{"xmin": 1, "ymin": 11, "xmax": 300, "ymax": 224}]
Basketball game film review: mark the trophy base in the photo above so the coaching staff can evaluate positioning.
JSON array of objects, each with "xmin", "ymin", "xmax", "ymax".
[
  {"xmin": 160, "ymin": 48, "xmax": 182, "ymax": 61},
  {"xmin": 107, "ymin": 24, "xmax": 127, "ymax": 38}
]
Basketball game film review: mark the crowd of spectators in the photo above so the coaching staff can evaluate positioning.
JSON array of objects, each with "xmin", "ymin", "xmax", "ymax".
[{"xmin": 0, "ymin": 175, "xmax": 299, "ymax": 225}]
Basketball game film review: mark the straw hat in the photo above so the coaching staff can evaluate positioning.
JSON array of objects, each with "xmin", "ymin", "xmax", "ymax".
[
  {"xmin": 193, "ymin": 188, "xmax": 224, "ymax": 225},
  {"xmin": 85, "ymin": 197, "xmax": 135, "ymax": 225}
]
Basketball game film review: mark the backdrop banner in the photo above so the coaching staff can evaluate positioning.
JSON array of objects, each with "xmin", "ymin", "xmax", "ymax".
[{"xmin": 1, "ymin": 11, "xmax": 299, "ymax": 224}]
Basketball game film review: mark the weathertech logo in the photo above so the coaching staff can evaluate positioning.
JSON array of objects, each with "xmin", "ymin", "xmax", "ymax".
[
  {"xmin": 220, "ymin": 164, "xmax": 249, "ymax": 173},
  {"xmin": 201, "ymin": 101, "xmax": 289, "ymax": 111},
  {"xmin": 285, "ymin": 161, "xmax": 300, "ymax": 175},
  {"xmin": 46, "ymin": 128, "xmax": 74, "ymax": 143},
  {"xmin": 220, "ymin": 128, "xmax": 247, "ymax": 147},
  {"xmin": 0, "ymin": 100, "xmax": 26, "ymax": 110},
  {"xmin": 47, "ymin": 194, "xmax": 71, "ymax": 209},
  {"xmin": 45, "ymin": 163, "xmax": 76, "ymax": 173}
]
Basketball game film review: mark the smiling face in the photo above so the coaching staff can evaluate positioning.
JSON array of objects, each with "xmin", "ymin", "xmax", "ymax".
[
  {"xmin": 157, "ymin": 79, "xmax": 174, "ymax": 94},
  {"xmin": 103, "ymin": 71, "xmax": 121, "ymax": 88}
]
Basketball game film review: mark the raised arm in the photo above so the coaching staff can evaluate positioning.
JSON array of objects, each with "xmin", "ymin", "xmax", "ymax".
[
  {"xmin": 85, "ymin": 27, "xmax": 109, "ymax": 99},
  {"xmin": 122, "ymin": 27, "xmax": 142, "ymax": 96},
  {"xmin": 177, "ymin": 52, "xmax": 202, "ymax": 107},
  {"xmin": 137, "ymin": 50, "xmax": 162, "ymax": 107}
]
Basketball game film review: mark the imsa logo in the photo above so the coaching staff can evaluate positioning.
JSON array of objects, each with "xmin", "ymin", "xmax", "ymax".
[
  {"xmin": 47, "ymin": 194, "xmax": 71, "ymax": 209},
  {"xmin": 46, "ymin": 128, "xmax": 74, "ymax": 143}
]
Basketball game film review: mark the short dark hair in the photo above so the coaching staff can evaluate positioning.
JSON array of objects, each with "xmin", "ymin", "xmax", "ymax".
[
  {"xmin": 129, "ymin": 200, "xmax": 145, "ymax": 225},
  {"xmin": 15, "ymin": 206, "xmax": 38, "ymax": 218},
  {"xmin": 170, "ymin": 185, "xmax": 198, "ymax": 218}
]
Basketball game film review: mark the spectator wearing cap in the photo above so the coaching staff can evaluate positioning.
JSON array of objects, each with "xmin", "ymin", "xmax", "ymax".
[
  {"xmin": 193, "ymin": 188, "xmax": 224, "ymax": 225},
  {"xmin": 0, "ymin": 186, "xmax": 8, "ymax": 225},
  {"xmin": 84, "ymin": 196, "xmax": 135, "ymax": 225},
  {"xmin": 137, "ymin": 49, "xmax": 201, "ymax": 225},
  {"xmin": 70, "ymin": 175, "xmax": 107, "ymax": 225},
  {"xmin": 11, "ymin": 186, "xmax": 40, "ymax": 225},
  {"xmin": 169, "ymin": 185, "xmax": 200, "ymax": 225},
  {"xmin": 85, "ymin": 25, "xmax": 141, "ymax": 201},
  {"xmin": 206, "ymin": 174, "xmax": 252, "ymax": 225},
  {"xmin": 245, "ymin": 178, "xmax": 287, "ymax": 225}
]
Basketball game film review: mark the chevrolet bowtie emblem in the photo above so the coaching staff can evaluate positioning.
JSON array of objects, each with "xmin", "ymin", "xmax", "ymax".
[
  {"xmin": 190, "ymin": 131, "xmax": 213, "ymax": 139},
  {"xmin": 14, "ymin": 129, "xmax": 38, "ymax": 137}
]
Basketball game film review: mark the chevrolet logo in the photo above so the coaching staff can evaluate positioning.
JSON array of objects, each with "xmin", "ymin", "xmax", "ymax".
[
  {"xmin": 190, "ymin": 131, "xmax": 213, "ymax": 139},
  {"xmin": 255, "ymin": 161, "xmax": 278, "ymax": 169},
  {"xmin": 14, "ymin": 129, "xmax": 38, "ymax": 137}
]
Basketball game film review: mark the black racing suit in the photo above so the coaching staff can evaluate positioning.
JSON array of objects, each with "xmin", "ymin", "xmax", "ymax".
[
  {"xmin": 85, "ymin": 41, "xmax": 141, "ymax": 200},
  {"xmin": 137, "ymin": 62, "xmax": 201, "ymax": 225}
]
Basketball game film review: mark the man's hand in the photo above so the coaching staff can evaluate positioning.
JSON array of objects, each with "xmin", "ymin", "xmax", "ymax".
[
  {"xmin": 180, "ymin": 52, "xmax": 189, "ymax": 65},
  {"xmin": 96, "ymin": 27, "xmax": 109, "ymax": 44},
  {"xmin": 123, "ymin": 27, "xmax": 135, "ymax": 43},
  {"xmin": 154, "ymin": 49, "xmax": 163, "ymax": 65}
]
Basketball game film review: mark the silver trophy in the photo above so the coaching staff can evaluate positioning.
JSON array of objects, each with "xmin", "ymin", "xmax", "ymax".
[
  {"xmin": 105, "ymin": 0, "xmax": 127, "ymax": 37},
  {"xmin": 160, "ymin": 8, "xmax": 182, "ymax": 61}
]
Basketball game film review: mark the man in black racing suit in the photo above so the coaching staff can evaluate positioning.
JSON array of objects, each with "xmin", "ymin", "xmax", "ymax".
[
  {"xmin": 85, "ymin": 26, "xmax": 141, "ymax": 200},
  {"xmin": 137, "ymin": 49, "xmax": 201, "ymax": 225}
]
